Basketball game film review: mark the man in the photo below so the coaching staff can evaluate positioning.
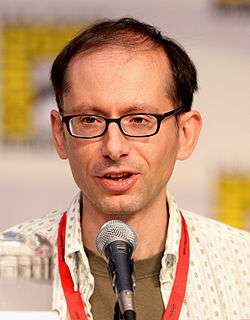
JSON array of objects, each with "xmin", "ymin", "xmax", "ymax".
[{"xmin": 3, "ymin": 18, "xmax": 250, "ymax": 319}]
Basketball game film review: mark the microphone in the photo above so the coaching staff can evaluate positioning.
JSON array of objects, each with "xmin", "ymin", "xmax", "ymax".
[{"xmin": 96, "ymin": 220, "xmax": 138, "ymax": 320}]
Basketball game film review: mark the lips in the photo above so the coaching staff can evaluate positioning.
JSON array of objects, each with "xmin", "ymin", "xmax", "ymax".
[
  {"xmin": 103, "ymin": 172, "xmax": 133, "ymax": 180},
  {"xmin": 96, "ymin": 170, "xmax": 139, "ymax": 192}
]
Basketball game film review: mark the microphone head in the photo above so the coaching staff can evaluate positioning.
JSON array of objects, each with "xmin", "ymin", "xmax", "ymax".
[{"xmin": 96, "ymin": 220, "xmax": 138, "ymax": 258}]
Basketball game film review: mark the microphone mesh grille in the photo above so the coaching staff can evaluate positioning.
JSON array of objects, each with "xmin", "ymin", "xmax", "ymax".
[{"xmin": 96, "ymin": 220, "xmax": 137, "ymax": 256}]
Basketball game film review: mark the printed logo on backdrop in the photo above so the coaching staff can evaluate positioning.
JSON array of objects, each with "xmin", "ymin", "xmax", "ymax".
[
  {"xmin": 214, "ymin": 0, "xmax": 250, "ymax": 11},
  {"xmin": 1, "ymin": 23, "xmax": 81, "ymax": 146},
  {"xmin": 217, "ymin": 173, "xmax": 250, "ymax": 231}
]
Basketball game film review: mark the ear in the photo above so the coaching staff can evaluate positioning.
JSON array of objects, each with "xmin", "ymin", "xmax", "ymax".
[
  {"xmin": 50, "ymin": 109, "xmax": 68, "ymax": 159},
  {"xmin": 177, "ymin": 110, "xmax": 202, "ymax": 160}
]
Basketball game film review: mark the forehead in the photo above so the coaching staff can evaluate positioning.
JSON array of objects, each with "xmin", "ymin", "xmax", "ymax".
[{"xmin": 63, "ymin": 46, "xmax": 173, "ymax": 114}]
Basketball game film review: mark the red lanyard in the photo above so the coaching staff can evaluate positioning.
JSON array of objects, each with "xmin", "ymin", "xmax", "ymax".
[
  {"xmin": 57, "ymin": 212, "xmax": 88, "ymax": 320},
  {"xmin": 57, "ymin": 211, "xmax": 189, "ymax": 320},
  {"xmin": 162, "ymin": 212, "xmax": 190, "ymax": 320}
]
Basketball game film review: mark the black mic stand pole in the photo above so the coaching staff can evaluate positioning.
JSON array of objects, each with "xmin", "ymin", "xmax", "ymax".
[
  {"xmin": 114, "ymin": 301, "xmax": 123, "ymax": 320},
  {"xmin": 114, "ymin": 302, "xmax": 136, "ymax": 320}
]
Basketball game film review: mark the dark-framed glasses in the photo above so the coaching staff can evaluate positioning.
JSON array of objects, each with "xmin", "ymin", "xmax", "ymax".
[{"xmin": 61, "ymin": 106, "xmax": 184, "ymax": 139}]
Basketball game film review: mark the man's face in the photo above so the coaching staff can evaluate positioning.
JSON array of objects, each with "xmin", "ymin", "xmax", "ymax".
[{"xmin": 53, "ymin": 47, "xmax": 182, "ymax": 216}]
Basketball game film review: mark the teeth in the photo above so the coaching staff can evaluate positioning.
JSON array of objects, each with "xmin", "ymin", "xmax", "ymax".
[{"xmin": 105, "ymin": 173, "xmax": 130, "ymax": 179}]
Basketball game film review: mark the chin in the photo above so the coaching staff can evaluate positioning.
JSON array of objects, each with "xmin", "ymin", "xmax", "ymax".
[{"xmin": 95, "ymin": 196, "xmax": 143, "ymax": 216}]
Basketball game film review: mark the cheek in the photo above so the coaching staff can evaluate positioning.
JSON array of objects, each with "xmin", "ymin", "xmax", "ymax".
[
  {"xmin": 155, "ymin": 146, "xmax": 177, "ymax": 174},
  {"xmin": 140, "ymin": 133, "xmax": 179, "ymax": 179},
  {"xmin": 65, "ymin": 140, "xmax": 95, "ymax": 182}
]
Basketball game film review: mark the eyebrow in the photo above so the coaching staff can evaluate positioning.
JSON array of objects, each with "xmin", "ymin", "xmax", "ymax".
[
  {"xmin": 68, "ymin": 103, "xmax": 104, "ymax": 115},
  {"xmin": 66, "ymin": 103, "xmax": 160, "ymax": 116}
]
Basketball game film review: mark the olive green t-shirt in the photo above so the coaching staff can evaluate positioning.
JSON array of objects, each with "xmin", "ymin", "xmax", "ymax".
[{"xmin": 86, "ymin": 248, "xmax": 164, "ymax": 320}]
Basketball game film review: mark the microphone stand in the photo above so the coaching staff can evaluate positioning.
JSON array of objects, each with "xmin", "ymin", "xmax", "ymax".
[
  {"xmin": 113, "ymin": 301, "xmax": 136, "ymax": 320},
  {"xmin": 114, "ymin": 301, "xmax": 123, "ymax": 320},
  {"xmin": 109, "ymin": 259, "xmax": 136, "ymax": 320}
]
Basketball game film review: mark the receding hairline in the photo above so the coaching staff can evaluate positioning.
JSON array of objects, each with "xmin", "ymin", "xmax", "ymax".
[
  {"xmin": 51, "ymin": 18, "xmax": 198, "ymax": 113},
  {"xmin": 62, "ymin": 40, "xmax": 176, "ymax": 106}
]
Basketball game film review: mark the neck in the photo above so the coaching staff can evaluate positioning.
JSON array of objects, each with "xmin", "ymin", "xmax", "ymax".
[{"xmin": 81, "ymin": 194, "xmax": 169, "ymax": 260}]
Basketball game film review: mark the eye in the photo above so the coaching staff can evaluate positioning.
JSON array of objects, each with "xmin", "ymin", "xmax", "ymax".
[
  {"xmin": 80, "ymin": 115, "xmax": 99, "ymax": 124},
  {"xmin": 131, "ymin": 116, "xmax": 145, "ymax": 123},
  {"xmin": 128, "ymin": 115, "xmax": 154, "ymax": 126},
  {"xmin": 130, "ymin": 115, "xmax": 149, "ymax": 124}
]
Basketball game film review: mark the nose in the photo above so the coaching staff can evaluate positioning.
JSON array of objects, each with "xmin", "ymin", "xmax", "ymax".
[{"xmin": 101, "ymin": 122, "xmax": 130, "ymax": 161}]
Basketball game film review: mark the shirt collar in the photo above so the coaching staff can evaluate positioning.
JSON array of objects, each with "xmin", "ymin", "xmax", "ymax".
[
  {"xmin": 159, "ymin": 191, "xmax": 182, "ymax": 284},
  {"xmin": 164, "ymin": 190, "xmax": 182, "ymax": 258},
  {"xmin": 64, "ymin": 190, "xmax": 182, "ymax": 257},
  {"xmin": 65, "ymin": 192, "xmax": 181, "ymax": 290},
  {"xmin": 62, "ymin": 192, "xmax": 94, "ymax": 296},
  {"xmin": 64, "ymin": 193, "xmax": 83, "ymax": 257}
]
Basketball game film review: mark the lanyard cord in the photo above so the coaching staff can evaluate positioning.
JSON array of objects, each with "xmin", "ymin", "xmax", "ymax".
[
  {"xmin": 58, "ymin": 211, "xmax": 190, "ymax": 320},
  {"xmin": 162, "ymin": 212, "xmax": 190, "ymax": 320},
  {"xmin": 58, "ymin": 212, "xmax": 88, "ymax": 320}
]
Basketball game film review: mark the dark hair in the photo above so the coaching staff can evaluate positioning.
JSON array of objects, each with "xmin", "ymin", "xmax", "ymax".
[{"xmin": 51, "ymin": 17, "xmax": 198, "ymax": 113}]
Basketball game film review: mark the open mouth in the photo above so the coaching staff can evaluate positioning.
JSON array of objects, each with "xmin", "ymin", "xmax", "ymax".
[
  {"xmin": 97, "ymin": 171, "xmax": 138, "ymax": 192},
  {"xmin": 103, "ymin": 172, "xmax": 133, "ymax": 181}
]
